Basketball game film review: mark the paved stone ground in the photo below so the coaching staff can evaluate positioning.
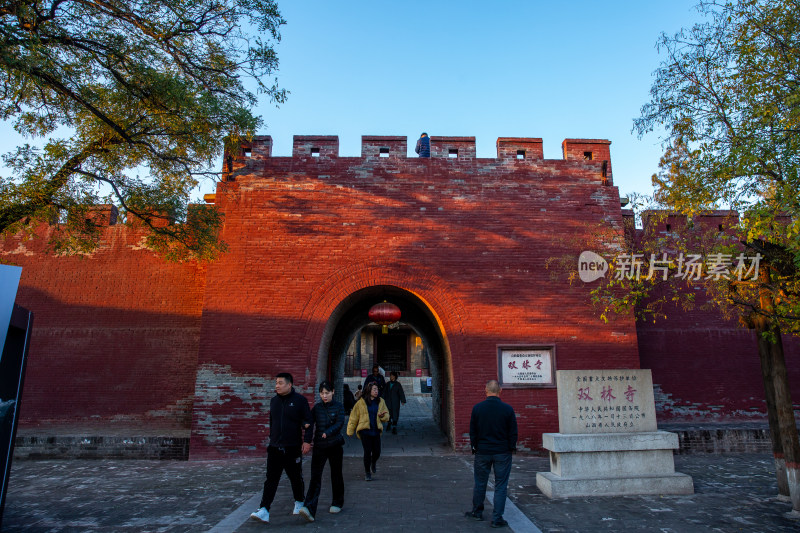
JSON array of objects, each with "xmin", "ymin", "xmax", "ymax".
[{"xmin": 3, "ymin": 396, "xmax": 800, "ymax": 532}]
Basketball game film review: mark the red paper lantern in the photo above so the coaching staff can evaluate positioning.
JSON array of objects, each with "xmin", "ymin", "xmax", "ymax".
[{"xmin": 368, "ymin": 301, "xmax": 401, "ymax": 334}]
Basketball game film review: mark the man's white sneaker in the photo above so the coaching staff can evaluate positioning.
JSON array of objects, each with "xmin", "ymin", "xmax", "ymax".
[
  {"xmin": 298, "ymin": 506, "xmax": 315, "ymax": 522},
  {"xmin": 250, "ymin": 507, "xmax": 269, "ymax": 523},
  {"xmin": 329, "ymin": 505, "xmax": 342, "ymax": 514},
  {"xmin": 293, "ymin": 501, "xmax": 304, "ymax": 515}
]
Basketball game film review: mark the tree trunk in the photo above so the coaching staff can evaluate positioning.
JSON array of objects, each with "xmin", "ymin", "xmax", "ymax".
[
  {"xmin": 758, "ymin": 267, "xmax": 800, "ymax": 512},
  {"xmin": 767, "ymin": 327, "xmax": 800, "ymax": 512},
  {"xmin": 755, "ymin": 321, "xmax": 790, "ymax": 498}
]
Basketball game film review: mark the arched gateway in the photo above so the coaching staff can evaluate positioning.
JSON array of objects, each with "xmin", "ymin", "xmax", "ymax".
[{"xmin": 313, "ymin": 284, "xmax": 454, "ymax": 444}]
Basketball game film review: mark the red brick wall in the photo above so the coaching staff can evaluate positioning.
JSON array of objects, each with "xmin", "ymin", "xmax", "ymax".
[
  {"xmin": 2, "ymin": 222, "xmax": 205, "ymax": 434},
  {"xmin": 632, "ymin": 212, "xmax": 800, "ymax": 423},
  {"xmin": 638, "ymin": 299, "xmax": 800, "ymax": 422},
  {"xmin": 8, "ymin": 134, "xmax": 791, "ymax": 460}
]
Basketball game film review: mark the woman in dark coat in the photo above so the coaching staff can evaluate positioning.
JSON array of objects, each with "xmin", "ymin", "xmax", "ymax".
[
  {"xmin": 383, "ymin": 371, "xmax": 406, "ymax": 434},
  {"xmin": 298, "ymin": 381, "xmax": 346, "ymax": 522}
]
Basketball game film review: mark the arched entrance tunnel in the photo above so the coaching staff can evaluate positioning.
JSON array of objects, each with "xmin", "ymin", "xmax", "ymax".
[{"xmin": 314, "ymin": 285, "xmax": 453, "ymax": 446}]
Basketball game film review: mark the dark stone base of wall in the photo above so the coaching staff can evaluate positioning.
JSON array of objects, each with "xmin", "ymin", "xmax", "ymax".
[
  {"xmin": 12, "ymin": 425, "xmax": 792, "ymax": 459},
  {"xmin": 670, "ymin": 428, "xmax": 773, "ymax": 454},
  {"xmin": 659, "ymin": 423, "xmax": 797, "ymax": 454},
  {"xmin": 13, "ymin": 435, "xmax": 190, "ymax": 460}
]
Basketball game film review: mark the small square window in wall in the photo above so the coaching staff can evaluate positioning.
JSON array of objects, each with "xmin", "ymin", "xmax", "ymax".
[
  {"xmin": 379, "ymin": 147, "xmax": 390, "ymax": 158},
  {"xmin": 583, "ymin": 151, "xmax": 593, "ymax": 161},
  {"xmin": 243, "ymin": 149, "xmax": 252, "ymax": 158},
  {"xmin": 311, "ymin": 147, "xmax": 320, "ymax": 157},
  {"xmin": 448, "ymin": 149, "xmax": 458, "ymax": 158},
  {"xmin": 516, "ymin": 150, "xmax": 526, "ymax": 160}
]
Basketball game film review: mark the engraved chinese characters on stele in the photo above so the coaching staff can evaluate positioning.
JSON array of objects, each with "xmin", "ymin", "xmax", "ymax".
[{"xmin": 556, "ymin": 369, "xmax": 657, "ymax": 434}]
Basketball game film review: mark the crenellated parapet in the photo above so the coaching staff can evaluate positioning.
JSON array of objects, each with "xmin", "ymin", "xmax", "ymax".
[{"xmin": 223, "ymin": 135, "xmax": 614, "ymax": 185}]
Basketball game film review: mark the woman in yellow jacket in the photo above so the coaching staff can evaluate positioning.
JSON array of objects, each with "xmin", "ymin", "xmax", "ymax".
[{"xmin": 346, "ymin": 382, "xmax": 389, "ymax": 481}]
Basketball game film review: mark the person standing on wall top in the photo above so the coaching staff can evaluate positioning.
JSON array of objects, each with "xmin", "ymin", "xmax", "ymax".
[
  {"xmin": 298, "ymin": 380, "xmax": 346, "ymax": 523},
  {"xmin": 415, "ymin": 132, "xmax": 430, "ymax": 157},
  {"xmin": 250, "ymin": 372, "xmax": 313, "ymax": 524},
  {"xmin": 363, "ymin": 365, "xmax": 386, "ymax": 397},
  {"xmin": 383, "ymin": 371, "xmax": 406, "ymax": 434},
  {"xmin": 465, "ymin": 380, "xmax": 517, "ymax": 529}
]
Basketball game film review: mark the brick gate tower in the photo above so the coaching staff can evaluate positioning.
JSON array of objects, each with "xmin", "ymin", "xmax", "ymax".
[{"xmin": 188, "ymin": 134, "xmax": 640, "ymax": 458}]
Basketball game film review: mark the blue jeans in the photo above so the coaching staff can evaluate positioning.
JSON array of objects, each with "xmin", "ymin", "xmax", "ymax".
[{"xmin": 472, "ymin": 452, "xmax": 512, "ymax": 522}]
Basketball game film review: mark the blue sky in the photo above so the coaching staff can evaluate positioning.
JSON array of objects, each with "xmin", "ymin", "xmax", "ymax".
[
  {"xmin": 0, "ymin": 1, "xmax": 705, "ymax": 201},
  {"xmin": 254, "ymin": 0, "xmax": 703, "ymax": 199}
]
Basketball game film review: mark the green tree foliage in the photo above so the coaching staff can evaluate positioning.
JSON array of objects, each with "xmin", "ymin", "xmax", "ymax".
[
  {"xmin": 0, "ymin": 0, "xmax": 287, "ymax": 260},
  {"xmin": 623, "ymin": 0, "xmax": 800, "ymax": 508},
  {"xmin": 549, "ymin": 0, "xmax": 800, "ymax": 507},
  {"xmin": 624, "ymin": 0, "xmax": 800, "ymax": 331}
]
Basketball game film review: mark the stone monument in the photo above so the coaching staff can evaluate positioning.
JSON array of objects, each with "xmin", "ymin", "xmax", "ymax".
[{"xmin": 536, "ymin": 369, "xmax": 694, "ymax": 498}]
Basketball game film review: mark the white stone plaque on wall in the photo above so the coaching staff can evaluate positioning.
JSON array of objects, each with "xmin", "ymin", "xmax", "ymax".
[
  {"xmin": 557, "ymin": 369, "xmax": 657, "ymax": 434},
  {"xmin": 497, "ymin": 345, "xmax": 555, "ymax": 388}
]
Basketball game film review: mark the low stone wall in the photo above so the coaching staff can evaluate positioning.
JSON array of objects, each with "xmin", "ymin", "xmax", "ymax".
[
  {"xmin": 14, "ymin": 435, "xmax": 190, "ymax": 460},
  {"xmin": 666, "ymin": 427, "xmax": 773, "ymax": 454}
]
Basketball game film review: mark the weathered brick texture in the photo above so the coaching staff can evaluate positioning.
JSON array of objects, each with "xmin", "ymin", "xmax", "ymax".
[
  {"xmin": 191, "ymin": 135, "xmax": 638, "ymax": 458},
  {"xmin": 2, "ymin": 223, "xmax": 205, "ymax": 436}
]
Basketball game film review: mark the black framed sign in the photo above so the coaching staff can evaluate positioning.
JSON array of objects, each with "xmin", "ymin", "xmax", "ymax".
[{"xmin": 496, "ymin": 345, "xmax": 556, "ymax": 388}]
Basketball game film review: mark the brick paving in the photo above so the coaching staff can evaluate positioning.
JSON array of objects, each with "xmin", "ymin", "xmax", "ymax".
[{"xmin": 3, "ymin": 396, "xmax": 799, "ymax": 532}]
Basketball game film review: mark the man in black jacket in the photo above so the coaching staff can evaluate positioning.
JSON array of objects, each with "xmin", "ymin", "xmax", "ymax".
[
  {"xmin": 465, "ymin": 380, "xmax": 517, "ymax": 528},
  {"xmin": 362, "ymin": 365, "xmax": 385, "ymax": 397},
  {"xmin": 250, "ymin": 372, "xmax": 313, "ymax": 524}
]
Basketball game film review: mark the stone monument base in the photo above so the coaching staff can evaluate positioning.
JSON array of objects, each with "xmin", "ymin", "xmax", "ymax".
[{"xmin": 536, "ymin": 431, "xmax": 694, "ymax": 498}]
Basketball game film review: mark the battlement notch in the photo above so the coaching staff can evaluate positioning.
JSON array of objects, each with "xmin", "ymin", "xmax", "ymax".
[{"xmin": 362, "ymin": 136, "xmax": 407, "ymax": 158}]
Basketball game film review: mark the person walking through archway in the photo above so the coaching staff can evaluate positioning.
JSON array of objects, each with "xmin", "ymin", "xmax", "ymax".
[
  {"xmin": 347, "ymin": 382, "xmax": 389, "ymax": 481},
  {"xmin": 342, "ymin": 383, "xmax": 356, "ymax": 415},
  {"xmin": 465, "ymin": 380, "xmax": 517, "ymax": 528},
  {"xmin": 363, "ymin": 365, "xmax": 385, "ymax": 397},
  {"xmin": 383, "ymin": 371, "xmax": 406, "ymax": 434},
  {"xmin": 298, "ymin": 381, "xmax": 346, "ymax": 523},
  {"xmin": 250, "ymin": 373, "xmax": 312, "ymax": 524}
]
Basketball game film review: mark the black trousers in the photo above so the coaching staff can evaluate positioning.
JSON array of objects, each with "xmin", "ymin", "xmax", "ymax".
[
  {"xmin": 259, "ymin": 445, "xmax": 304, "ymax": 510},
  {"xmin": 303, "ymin": 444, "xmax": 344, "ymax": 516},
  {"xmin": 387, "ymin": 404, "xmax": 401, "ymax": 427},
  {"xmin": 359, "ymin": 433, "xmax": 381, "ymax": 473}
]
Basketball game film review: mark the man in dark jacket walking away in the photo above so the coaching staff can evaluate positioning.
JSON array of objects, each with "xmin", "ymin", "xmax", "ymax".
[
  {"xmin": 363, "ymin": 365, "xmax": 386, "ymax": 397},
  {"xmin": 465, "ymin": 380, "xmax": 517, "ymax": 528},
  {"xmin": 383, "ymin": 371, "xmax": 406, "ymax": 434},
  {"xmin": 415, "ymin": 132, "xmax": 430, "ymax": 157},
  {"xmin": 250, "ymin": 372, "xmax": 313, "ymax": 524}
]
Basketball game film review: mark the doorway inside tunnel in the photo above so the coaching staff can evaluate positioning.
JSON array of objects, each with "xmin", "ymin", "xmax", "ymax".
[{"xmin": 314, "ymin": 285, "xmax": 454, "ymax": 448}]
